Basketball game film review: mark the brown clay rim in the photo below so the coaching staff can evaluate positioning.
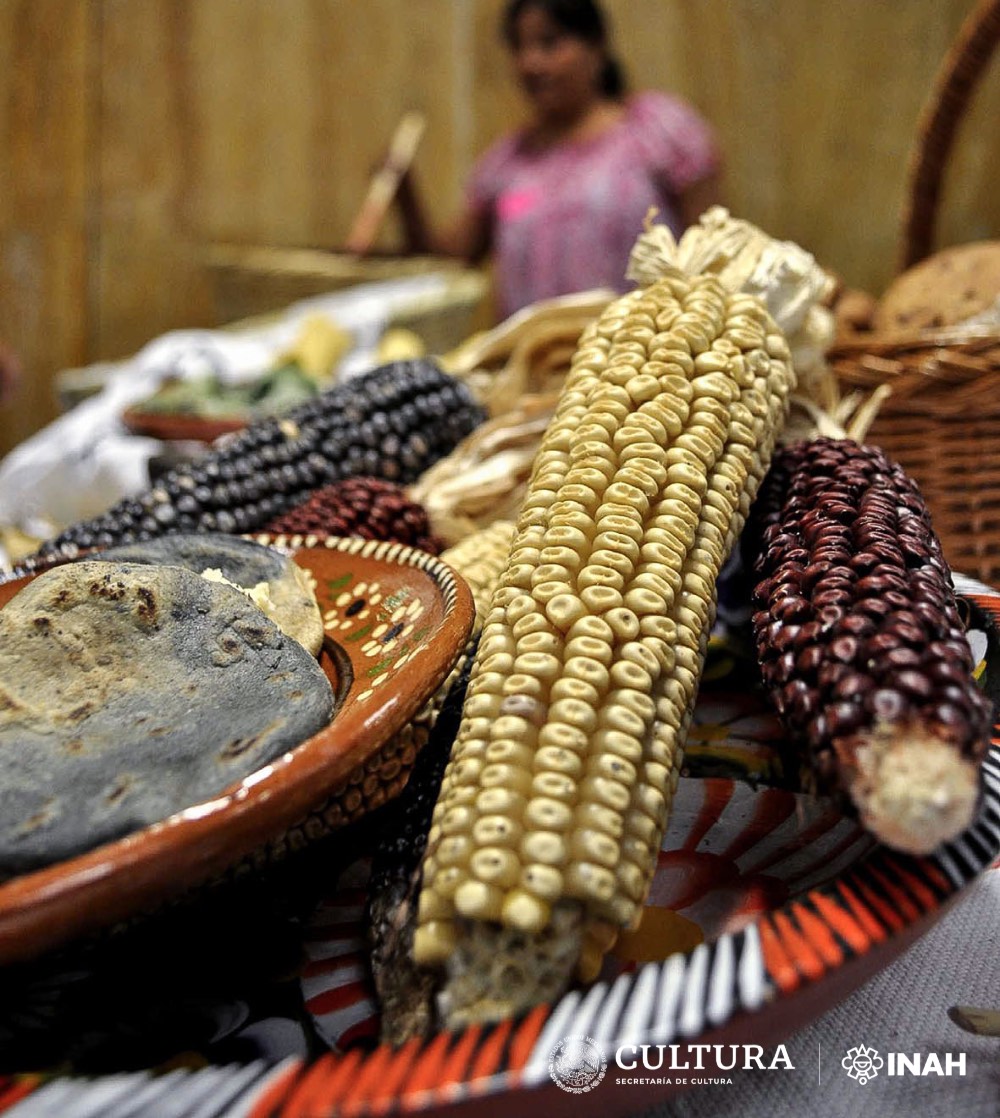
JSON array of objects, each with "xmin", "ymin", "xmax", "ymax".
[{"xmin": 120, "ymin": 407, "xmax": 249, "ymax": 444}]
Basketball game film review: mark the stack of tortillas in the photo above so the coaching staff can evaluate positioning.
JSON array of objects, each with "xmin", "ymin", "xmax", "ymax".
[{"xmin": 0, "ymin": 536, "xmax": 334, "ymax": 880}]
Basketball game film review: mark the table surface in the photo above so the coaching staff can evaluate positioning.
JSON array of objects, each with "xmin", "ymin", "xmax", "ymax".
[
  {"xmin": 0, "ymin": 603, "xmax": 997, "ymax": 1116},
  {"xmin": 648, "ymin": 866, "xmax": 1000, "ymax": 1118}
]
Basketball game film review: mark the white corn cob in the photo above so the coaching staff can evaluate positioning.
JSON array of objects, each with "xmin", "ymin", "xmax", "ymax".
[{"xmin": 412, "ymin": 268, "xmax": 797, "ymax": 1027}]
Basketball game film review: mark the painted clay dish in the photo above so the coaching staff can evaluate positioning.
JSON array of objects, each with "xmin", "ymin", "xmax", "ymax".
[
  {"xmin": 0, "ymin": 537, "xmax": 475, "ymax": 966},
  {"xmin": 120, "ymin": 408, "xmax": 248, "ymax": 443}
]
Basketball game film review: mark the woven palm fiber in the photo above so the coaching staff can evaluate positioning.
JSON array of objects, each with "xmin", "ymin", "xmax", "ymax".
[
  {"xmin": 831, "ymin": 0, "xmax": 1000, "ymax": 584},
  {"xmin": 830, "ymin": 331, "xmax": 1000, "ymax": 583}
]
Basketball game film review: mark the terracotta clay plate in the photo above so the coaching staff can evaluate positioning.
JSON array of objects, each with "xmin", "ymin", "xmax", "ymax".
[
  {"xmin": 120, "ymin": 408, "xmax": 249, "ymax": 444},
  {"xmin": 1, "ymin": 580, "xmax": 999, "ymax": 1118},
  {"xmin": 275, "ymin": 580, "xmax": 1000, "ymax": 1116},
  {"xmin": 0, "ymin": 537, "xmax": 475, "ymax": 966}
]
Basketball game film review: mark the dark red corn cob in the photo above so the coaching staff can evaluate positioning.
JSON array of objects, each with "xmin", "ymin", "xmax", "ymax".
[
  {"xmin": 263, "ymin": 478, "xmax": 443, "ymax": 555},
  {"xmin": 747, "ymin": 437, "xmax": 993, "ymax": 854}
]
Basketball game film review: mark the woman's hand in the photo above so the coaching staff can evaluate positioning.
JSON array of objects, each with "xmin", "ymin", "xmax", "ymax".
[
  {"xmin": 675, "ymin": 171, "xmax": 723, "ymax": 230},
  {"xmin": 396, "ymin": 167, "xmax": 493, "ymax": 263}
]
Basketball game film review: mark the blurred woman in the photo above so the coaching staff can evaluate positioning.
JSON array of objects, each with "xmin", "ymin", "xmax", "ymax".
[{"xmin": 397, "ymin": 0, "xmax": 720, "ymax": 318}]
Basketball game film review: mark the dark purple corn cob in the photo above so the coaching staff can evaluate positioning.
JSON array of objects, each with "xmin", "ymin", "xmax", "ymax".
[
  {"xmin": 30, "ymin": 360, "xmax": 484, "ymax": 568},
  {"xmin": 747, "ymin": 437, "xmax": 993, "ymax": 853}
]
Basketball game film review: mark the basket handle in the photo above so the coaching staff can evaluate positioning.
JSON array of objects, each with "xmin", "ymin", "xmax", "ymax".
[{"xmin": 897, "ymin": 0, "xmax": 1000, "ymax": 272}]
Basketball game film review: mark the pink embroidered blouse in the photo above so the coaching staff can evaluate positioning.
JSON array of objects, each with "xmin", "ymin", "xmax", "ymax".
[{"xmin": 467, "ymin": 91, "xmax": 718, "ymax": 319}]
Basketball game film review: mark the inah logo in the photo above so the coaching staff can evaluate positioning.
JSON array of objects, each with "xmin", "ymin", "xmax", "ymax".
[
  {"xmin": 842, "ymin": 1044, "xmax": 884, "ymax": 1085},
  {"xmin": 548, "ymin": 1035, "xmax": 607, "ymax": 1094}
]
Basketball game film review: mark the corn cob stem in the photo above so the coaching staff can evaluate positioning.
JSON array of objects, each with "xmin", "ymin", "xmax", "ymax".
[
  {"xmin": 413, "ymin": 273, "xmax": 797, "ymax": 1026},
  {"xmin": 747, "ymin": 437, "xmax": 992, "ymax": 853}
]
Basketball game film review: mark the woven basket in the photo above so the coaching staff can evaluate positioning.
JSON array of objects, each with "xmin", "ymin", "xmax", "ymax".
[
  {"xmin": 832, "ymin": 0, "xmax": 1000, "ymax": 584},
  {"xmin": 830, "ymin": 329, "xmax": 1000, "ymax": 581}
]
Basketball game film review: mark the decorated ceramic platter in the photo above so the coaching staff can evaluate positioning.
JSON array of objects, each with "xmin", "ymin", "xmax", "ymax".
[
  {"xmin": 0, "ymin": 574, "xmax": 997, "ymax": 1117},
  {"xmin": 0, "ymin": 538, "xmax": 475, "ymax": 966}
]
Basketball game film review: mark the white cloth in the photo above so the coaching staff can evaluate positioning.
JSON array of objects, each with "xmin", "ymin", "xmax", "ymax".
[
  {"xmin": 0, "ymin": 273, "xmax": 453, "ymax": 535},
  {"xmin": 642, "ymin": 868, "xmax": 1000, "ymax": 1118}
]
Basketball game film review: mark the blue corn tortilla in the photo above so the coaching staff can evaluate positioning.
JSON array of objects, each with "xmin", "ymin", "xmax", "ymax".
[
  {"xmin": 98, "ymin": 533, "xmax": 325, "ymax": 656},
  {"xmin": 0, "ymin": 560, "xmax": 335, "ymax": 880}
]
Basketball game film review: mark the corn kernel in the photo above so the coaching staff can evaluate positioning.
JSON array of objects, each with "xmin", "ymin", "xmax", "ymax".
[
  {"xmin": 580, "ymin": 775, "xmax": 631, "ymax": 813},
  {"xmin": 413, "ymin": 922, "xmax": 456, "ymax": 964},
  {"xmin": 532, "ymin": 771, "xmax": 579, "ymax": 802},
  {"xmin": 454, "ymin": 880, "xmax": 504, "ymax": 921},
  {"xmin": 597, "ymin": 703, "xmax": 646, "ymax": 737},
  {"xmin": 470, "ymin": 847, "xmax": 521, "ymax": 889},
  {"xmin": 546, "ymin": 593, "xmax": 588, "ymax": 631},
  {"xmin": 498, "ymin": 693, "xmax": 547, "ymax": 724},
  {"xmin": 566, "ymin": 862, "xmax": 617, "ymax": 904},
  {"xmin": 501, "ymin": 672, "xmax": 545, "ymax": 699},
  {"xmin": 537, "ymin": 722, "xmax": 591, "ymax": 753},
  {"xmin": 484, "ymin": 741, "xmax": 536, "ymax": 768},
  {"xmin": 588, "ymin": 548, "xmax": 637, "ymax": 578},
  {"xmin": 418, "ymin": 889, "xmax": 453, "ymax": 923},
  {"xmin": 476, "ymin": 787, "xmax": 526, "ymax": 816},
  {"xmin": 521, "ymin": 831, "xmax": 569, "ymax": 866},
  {"xmin": 502, "ymin": 888, "xmax": 552, "ymax": 931},
  {"xmin": 590, "ymin": 728, "xmax": 643, "ymax": 764},
  {"xmin": 524, "ymin": 796, "xmax": 575, "ymax": 832},
  {"xmin": 535, "ymin": 746, "xmax": 584, "ymax": 778},
  {"xmin": 513, "ymin": 651, "xmax": 561, "ymax": 681},
  {"xmin": 437, "ymin": 835, "xmax": 473, "ymax": 867},
  {"xmin": 548, "ymin": 698, "xmax": 598, "ymax": 733},
  {"xmin": 570, "ymin": 830, "xmax": 620, "ymax": 868},
  {"xmin": 549, "ymin": 677, "xmax": 601, "ymax": 707},
  {"xmin": 472, "ymin": 815, "xmax": 523, "ymax": 848}
]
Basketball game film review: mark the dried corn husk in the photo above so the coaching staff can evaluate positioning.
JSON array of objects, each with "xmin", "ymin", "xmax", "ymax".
[
  {"xmin": 441, "ymin": 291, "xmax": 613, "ymax": 415},
  {"xmin": 408, "ymin": 395, "xmax": 557, "ymax": 545},
  {"xmin": 783, "ymin": 385, "xmax": 893, "ymax": 444}
]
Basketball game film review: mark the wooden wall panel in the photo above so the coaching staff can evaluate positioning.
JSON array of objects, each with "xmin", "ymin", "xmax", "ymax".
[
  {"xmin": 470, "ymin": 0, "xmax": 521, "ymax": 172},
  {"xmin": 95, "ymin": 0, "xmax": 211, "ymax": 360},
  {"xmin": 2, "ymin": 0, "xmax": 1000, "ymax": 456},
  {"xmin": 185, "ymin": 0, "xmax": 464, "ymax": 248},
  {"xmin": 609, "ymin": 0, "xmax": 978, "ymax": 292},
  {"xmin": 0, "ymin": 0, "xmax": 93, "ymax": 459},
  {"xmin": 937, "ymin": 18, "xmax": 1000, "ymax": 253}
]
